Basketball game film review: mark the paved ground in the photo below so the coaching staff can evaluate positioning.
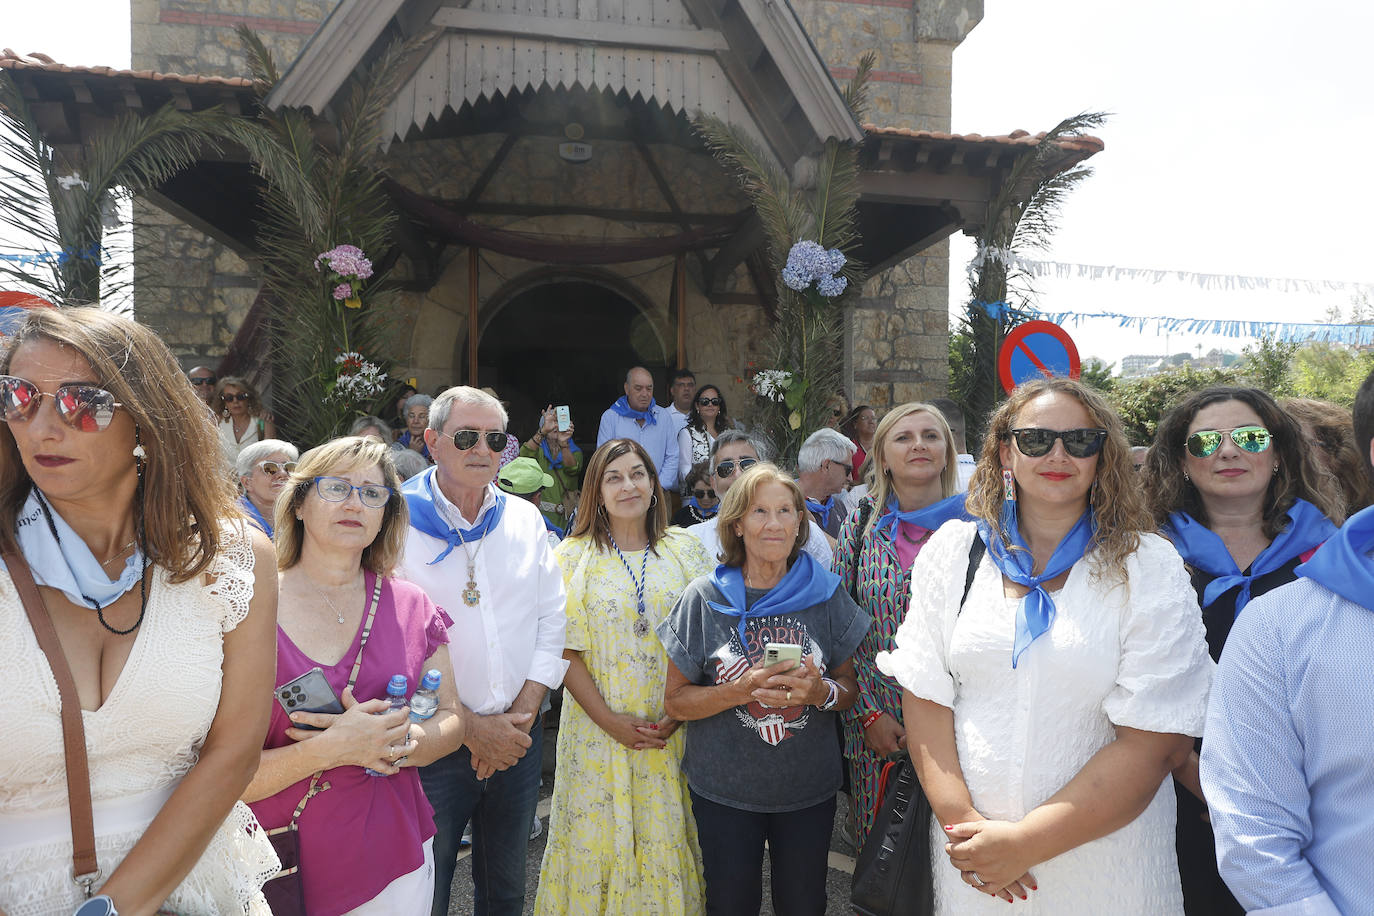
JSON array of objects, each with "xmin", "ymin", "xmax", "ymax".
[{"xmin": 444, "ymin": 717, "xmax": 861, "ymax": 915}]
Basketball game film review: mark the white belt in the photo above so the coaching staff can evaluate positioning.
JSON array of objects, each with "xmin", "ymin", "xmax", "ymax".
[{"xmin": 0, "ymin": 783, "xmax": 177, "ymax": 851}]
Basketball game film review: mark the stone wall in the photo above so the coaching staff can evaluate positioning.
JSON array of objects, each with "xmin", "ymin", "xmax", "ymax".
[{"xmin": 848, "ymin": 241, "xmax": 951, "ymax": 408}]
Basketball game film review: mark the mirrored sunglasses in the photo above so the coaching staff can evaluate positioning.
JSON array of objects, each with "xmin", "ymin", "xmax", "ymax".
[
  {"xmin": 691, "ymin": 487, "xmax": 716, "ymax": 500},
  {"xmin": 257, "ymin": 460, "xmax": 297, "ymax": 476},
  {"xmin": 452, "ymin": 429, "xmax": 510, "ymax": 452},
  {"xmin": 189, "ymin": 375, "xmax": 217, "ymax": 387},
  {"xmin": 1185, "ymin": 425, "xmax": 1272, "ymax": 458},
  {"xmin": 696, "ymin": 396, "xmax": 723, "ymax": 407},
  {"xmin": 0, "ymin": 375, "xmax": 123, "ymax": 433},
  {"xmin": 715, "ymin": 457, "xmax": 758, "ymax": 477},
  {"xmin": 313, "ymin": 476, "xmax": 392, "ymax": 508},
  {"xmin": 1009, "ymin": 427, "xmax": 1108, "ymax": 459}
]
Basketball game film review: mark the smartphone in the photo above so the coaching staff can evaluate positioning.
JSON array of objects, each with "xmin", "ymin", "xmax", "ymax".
[
  {"xmin": 763, "ymin": 642, "xmax": 803, "ymax": 670},
  {"xmin": 275, "ymin": 667, "xmax": 343, "ymax": 730},
  {"xmin": 555, "ymin": 405, "xmax": 571, "ymax": 432}
]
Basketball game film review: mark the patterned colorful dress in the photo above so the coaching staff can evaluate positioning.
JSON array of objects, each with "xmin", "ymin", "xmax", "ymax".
[
  {"xmin": 833, "ymin": 497, "xmax": 932, "ymax": 851},
  {"xmin": 533, "ymin": 529, "xmax": 714, "ymax": 916}
]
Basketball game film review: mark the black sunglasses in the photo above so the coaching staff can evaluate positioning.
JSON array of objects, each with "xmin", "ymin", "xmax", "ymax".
[
  {"xmin": 0, "ymin": 375, "xmax": 123, "ymax": 433},
  {"xmin": 223, "ymin": 392, "xmax": 252, "ymax": 402},
  {"xmin": 189, "ymin": 375, "xmax": 217, "ymax": 387},
  {"xmin": 715, "ymin": 457, "xmax": 758, "ymax": 478},
  {"xmin": 696, "ymin": 396, "xmax": 723, "ymax": 407},
  {"xmin": 1008, "ymin": 427, "xmax": 1108, "ymax": 459},
  {"xmin": 451, "ymin": 429, "xmax": 511, "ymax": 452},
  {"xmin": 691, "ymin": 487, "xmax": 716, "ymax": 500}
]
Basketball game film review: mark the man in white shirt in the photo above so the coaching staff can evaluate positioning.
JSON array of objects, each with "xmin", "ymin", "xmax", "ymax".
[
  {"xmin": 930, "ymin": 397, "xmax": 975, "ymax": 491},
  {"xmin": 398, "ymin": 386, "xmax": 568, "ymax": 916},
  {"xmin": 689, "ymin": 429, "xmax": 833, "ymax": 567},
  {"xmin": 596, "ymin": 365, "xmax": 680, "ymax": 490},
  {"xmin": 797, "ymin": 427, "xmax": 855, "ymax": 542},
  {"xmin": 666, "ymin": 367, "xmax": 696, "ymax": 430}
]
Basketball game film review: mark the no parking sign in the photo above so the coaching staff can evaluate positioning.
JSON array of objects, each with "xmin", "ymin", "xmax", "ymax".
[{"xmin": 997, "ymin": 320, "xmax": 1081, "ymax": 394}]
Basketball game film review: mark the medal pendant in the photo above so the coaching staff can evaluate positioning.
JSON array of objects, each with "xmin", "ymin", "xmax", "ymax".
[
  {"xmin": 633, "ymin": 617, "xmax": 650, "ymax": 637},
  {"xmin": 462, "ymin": 581, "xmax": 481, "ymax": 606}
]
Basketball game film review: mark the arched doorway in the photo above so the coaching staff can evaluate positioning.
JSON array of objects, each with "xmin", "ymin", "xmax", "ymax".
[{"xmin": 465, "ymin": 280, "xmax": 670, "ymax": 455}]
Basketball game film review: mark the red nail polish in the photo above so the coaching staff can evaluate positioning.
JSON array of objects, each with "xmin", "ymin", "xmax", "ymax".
[
  {"xmin": 943, "ymin": 825, "xmax": 953, "ymax": 831},
  {"xmin": 1019, "ymin": 895, "xmax": 1027, "ymax": 901},
  {"xmin": 1029, "ymin": 885, "xmax": 1038, "ymax": 891}
]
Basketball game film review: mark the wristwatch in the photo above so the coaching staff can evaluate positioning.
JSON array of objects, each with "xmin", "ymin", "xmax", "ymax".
[{"xmin": 74, "ymin": 896, "xmax": 118, "ymax": 916}]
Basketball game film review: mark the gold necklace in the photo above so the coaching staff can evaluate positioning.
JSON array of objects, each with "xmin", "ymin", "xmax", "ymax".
[
  {"xmin": 99, "ymin": 539, "xmax": 136, "ymax": 567},
  {"xmin": 312, "ymin": 576, "xmax": 362, "ymax": 624}
]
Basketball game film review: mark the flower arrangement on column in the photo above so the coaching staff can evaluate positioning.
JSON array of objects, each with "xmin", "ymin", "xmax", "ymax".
[{"xmin": 695, "ymin": 55, "xmax": 873, "ymax": 466}]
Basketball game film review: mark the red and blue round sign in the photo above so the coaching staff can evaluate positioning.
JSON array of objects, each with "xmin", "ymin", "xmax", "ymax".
[
  {"xmin": 0, "ymin": 292, "xmax": 55, "ymax": 338},
  {"xmin": 997, "ymin": 321, "xmax": 1082, "ymax": 394}
]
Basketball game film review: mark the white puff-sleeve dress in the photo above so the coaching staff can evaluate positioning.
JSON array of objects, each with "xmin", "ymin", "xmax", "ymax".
[
  {"xmin": 0, "ymin": 524, "xmax": 278, "ymax": 916},
  {"xmin": 877, "ymin": 520, "xmax": 1213, "ymax": 915}
]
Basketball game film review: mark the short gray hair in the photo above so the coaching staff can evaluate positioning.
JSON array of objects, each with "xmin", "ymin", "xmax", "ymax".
[
  {"xmin": 710, "ymin": 428, "xmax": 771, "ymax": 472},
  {"xmin": 797, "ymin": 427, "xmax": 856, "ymax": 473},
  {"xmin": 235, "ymin": 439, "xmax": 299, "ymax": 479},
  {"xmin": 390, "ymin": 447, "xmax": 430, "ymax": 481},
  {"xmin": 349, "ymin": 415, "xmax": 393, "ymax": 443},
  {"xmin": 403, "ymin": 393, "xmax": 433, "ymax": 415},
  {"xmin": 429, "ymin": 385, "xmax": 509, "ymax": 433}
]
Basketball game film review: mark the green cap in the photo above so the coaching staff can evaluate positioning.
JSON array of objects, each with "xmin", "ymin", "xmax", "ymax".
[{"xmin": 497, "ymin": 457, "xmax": 554, "ymax": 496}]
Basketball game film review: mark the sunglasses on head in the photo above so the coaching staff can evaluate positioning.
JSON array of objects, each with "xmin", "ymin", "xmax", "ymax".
[
  {"xmin": 257, "ymin": 460, "xmax": 297, "ymax": 476},
  {"xmin": 1009, "ymin": 427, "xmax": 1108, "ymax": 459},
  {"xmin": 313, "ymin": 476, "xmax": 392, "ymax": 509},
  {"xmin": 696, "ymin": 396, "xmax": 722, "ymax": 407},
  {"xmin": 451, "ymin": 429, "xmax": 511, "ymax": 452},
  {"xmin": 0, "ymin": 375, "xmax": 123, "ymax": 433},
  {"xmin": 189, "ymin": 375, "xmax": 217, "ymax": 387},
  {"xmin": 1185, "ymin": 425, "xmax": 1272, "ymax": 458},
  {"xmin": 223, "ymin": 392, "xmax": 252, "ymax": 402},
  {"xmin": 715, "ymin": 457, "xmax": 758, "ymax": 478},
  {"xmin": 691, "ymin": 487, "xmax": 716, "ymax": 500}
]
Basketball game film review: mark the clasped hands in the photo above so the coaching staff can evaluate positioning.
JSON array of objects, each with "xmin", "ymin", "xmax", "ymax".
[
  {"xmin": 942, "ymin": 817, "xmax": 1038, "ymax": 903},
  {"xmin": 286, "ymin": 686, "xmax": 418, "ymax": 776},
  {"xmin": 738, "ymin": 655, "xmax": 827, "ymax": 708}
]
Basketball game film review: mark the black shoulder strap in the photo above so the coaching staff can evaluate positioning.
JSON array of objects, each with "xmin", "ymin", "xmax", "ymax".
[
  {"xmin": 958, "ymin": 534, "xmax": 986, "ymax": 615},
  {"xmin": 848, "ymin": 497, "xmax": 875, "ymax": 604}
]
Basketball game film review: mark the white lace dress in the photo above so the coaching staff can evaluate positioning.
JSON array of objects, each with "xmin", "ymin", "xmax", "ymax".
[
  {"xmin": 0, "ymin": 525, "xmax": 278, "ymax": 916},
  {"xmin": 877, "ymin": 521, "xmax": 1213, "ymax": 915}
]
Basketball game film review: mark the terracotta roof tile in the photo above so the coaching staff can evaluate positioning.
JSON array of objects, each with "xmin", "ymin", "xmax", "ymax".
[
  {"xmin": 0, "ymin": 50, "xmax": 254, "ymax": 88},
  {"xmin": 862, "ymin": 122, "xmax": 1104, "ymax": 154}
]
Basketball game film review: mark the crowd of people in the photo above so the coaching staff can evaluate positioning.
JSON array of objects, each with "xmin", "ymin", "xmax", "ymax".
[{"xmin": 2, "ymin": 308, "xmax": 1372, "ymax": 916}]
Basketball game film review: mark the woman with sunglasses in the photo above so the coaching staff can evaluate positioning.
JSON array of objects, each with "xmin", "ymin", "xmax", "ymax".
[
  {"xmin": 878, "ymin": 378, "xmax": 1213, "ymax": 913},
  {"xmin": 677, "ymin": 384, "xmax": 735, "ymax": 490},
  {"xmin": 533, "ymin": 439, "xmax": 714, "ymax": 915},
  {"xmin": 832, "ymin": 402, "xmax": 965, "ymax": 853},
  {"xmin": 244, "ymin": 436, "xmax": 463, "ymax": 914},
  {"xmin": 214, "ymin": 375, "xmax": 277, "ymax": 464},
  {"xmin": 841, "ymin": 405, "xmax": 878, "ymax": 480},
  {"xmin": 671, "ymin": 462, "xmax": 719, "ymax": 526},
  {"xmin": 0, "ymin": 307, "xmax": 279, "ymax": 914},
  {"xmin": 1142, "ymin": 386, "xmax": 1343, "ymax": 915},
  {"xmin": 235, "ymin": 439, "xmax": 300, "ymax": 538}
]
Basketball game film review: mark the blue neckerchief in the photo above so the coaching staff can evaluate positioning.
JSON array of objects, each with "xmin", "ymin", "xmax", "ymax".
[
  {"xmin": 706, "ymin": 552, "xmax": 840, "ymax": 644},
  {"xmin": 1297, "ymin": 504, "xmax": 1374, "ymax": 608},
  {"xmin": 806, "ymin": 495, "xmax": 836, "ymax": 529},
  {"xmin": 540, "ymin": 437, "xmax": 581, "ymax": 470},
  {"xmin": 239, "ymin": 496, "xmax": 273, "ymax": 539},
  {"xmin": 401, "ymin": 467, "xmax": 507, "ymax": 565},
  {"xmin": 977, "ymin": 503, "xmax": 1096, "ymax": 668},
  {"xmin": 396, "ymin": 431, "xmax": 431, "ymax": 460},
  {"xmin": 876, "ymin": 492, "xmax": 970, "ymax": 537},
  {"xmin": 1164, "ymin": 498, "xmax": 1336, "ymax": 615},
  {"xmin": 543, "ymin": 516, "xmax": 565, "ymax": 539},
  {"xmin": 3, "ymin": 488, "xmax": 145, "ymax": 607},
  {"xmin": 684, "ymin": 496, "xmax": 718, "ymax": 519},
  {"xmin": 610, "ymin": 396, "xmax": 656, "ymax": 425}
]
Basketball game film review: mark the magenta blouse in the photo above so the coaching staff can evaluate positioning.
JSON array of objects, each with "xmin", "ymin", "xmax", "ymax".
[{"xmin": 250, "ymin": 572, "xmax": 452, "ymax": 916}]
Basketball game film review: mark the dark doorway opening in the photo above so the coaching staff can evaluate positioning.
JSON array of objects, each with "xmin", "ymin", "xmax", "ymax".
[{"xmin": 465, "ymin": 281, "xmax": 669, "ymax": 470}]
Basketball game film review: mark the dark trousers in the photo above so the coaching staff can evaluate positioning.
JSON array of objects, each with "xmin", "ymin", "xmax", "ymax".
[
  {"xmin": 418, "ymin": 716, "xmax": 543, "ymax": 916},
  {"xmin": 690, "ymin": 789, "xmax": 837, "ymax": 916}
]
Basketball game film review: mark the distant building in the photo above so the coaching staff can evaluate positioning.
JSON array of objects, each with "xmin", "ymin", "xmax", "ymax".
[{"xmin": 1121, "ymin": 354, "xmax": 1168, "ymax": 378}]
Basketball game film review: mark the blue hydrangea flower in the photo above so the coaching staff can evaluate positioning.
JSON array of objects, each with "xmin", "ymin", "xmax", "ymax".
[
  {"xmin": 817, "ymin": 274, "xmax": 848, "ymax": 297},
  {"xmin": 781, "ymin": 266, "xmax": 810, "ymax": 292}
]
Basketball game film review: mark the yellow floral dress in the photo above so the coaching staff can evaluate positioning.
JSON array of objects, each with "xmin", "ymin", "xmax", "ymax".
[{"xmin": 534, "ymin": 528, "xmax": 714, "ymax": 916}]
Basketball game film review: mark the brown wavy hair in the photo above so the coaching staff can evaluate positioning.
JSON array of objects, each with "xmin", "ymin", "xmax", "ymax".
[
  {"xmin": 715, "ymin": 462, "xmax": 809, "ymax": 567},
  {"xmin": 0, "ymin": 307, "xmax": 238, "ymax": 581},
  {"xmin": 1279, "ymin": 397, "xmax": 1374, "ymax": 515},
  {"xmin": 966, "ymin": 377, "xmax": 1151, "ymax": 583},
  {"xmin": 567, "ymin": 438, "xmax": 669, "ymax": 554},
  {"xmin": 1144, "ymin": 387, "xmax": 1345, "ymax": 535}
]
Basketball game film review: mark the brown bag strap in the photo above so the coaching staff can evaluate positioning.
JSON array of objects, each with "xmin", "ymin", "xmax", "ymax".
[{"xmin": 2, "ymin": 545, "xmax": 102, "ymax": 895}]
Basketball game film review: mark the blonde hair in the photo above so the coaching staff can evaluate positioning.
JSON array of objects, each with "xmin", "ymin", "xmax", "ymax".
[
  {"xmin": 863, "ymin": 403, "xmax": 959, "ymax": 537},
  {"xmin": 567, "ymin": 439, "xmax": 669, "ymax": 553},
  {"xmin": 966, "ymin": 378, "xmax": 1151, "ymax": 583},
  {"xmin": 213, "ymin": 374, "xmax": 266, "ymax": 418},
  {"xmin": 274, "ymin": 437, "xmax": 408, "ymax": 575},
  {"xmin": 0, "ymin": 307, "xmax": 239, "ymax": 582},
  {"xmin": 715, "ymin": 462, "xmax": 809, "ymax": 567}
]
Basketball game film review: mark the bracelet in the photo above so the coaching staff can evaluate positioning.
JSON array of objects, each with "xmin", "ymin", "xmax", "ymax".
[
  {"xmin": 817, "ymin": 677, "xmax": 840, "ymax": 711},
  {"xmin": 860, "ymin": 710, "xmax": 884, "ymax": 730}
]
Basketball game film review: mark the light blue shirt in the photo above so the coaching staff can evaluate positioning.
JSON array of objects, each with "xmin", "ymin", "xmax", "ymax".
[
  {"xmin": 596, "ymin": 402, "xmax": 679, "ymax": 490},
  {"xmin": 1199, "ymin": 572, "xmax": 1374, "ymax": 916}
]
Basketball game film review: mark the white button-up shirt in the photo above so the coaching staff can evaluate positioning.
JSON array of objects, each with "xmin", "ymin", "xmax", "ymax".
[{"xmin": 398, "ymin": 480, "xmax": 568, "ymax": 716}]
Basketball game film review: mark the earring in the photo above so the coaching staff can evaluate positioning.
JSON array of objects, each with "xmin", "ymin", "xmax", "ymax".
[
  {"xmin": 1273, "ymin": 463, "xmax": 1279, "ymax": 473},
  {"xmin": 1183, "ymin": 471, "xmax": 1190, "ymax": 482},
  {"xmin": 132, "ymin": 426, "xmax": 146, "ymax": 462},
  {"xmin": 1002, "ymin": 468, "xmax": 1016, "ymax": 501},
  {"xmin": 649, "ymin": 492, "xmax": 658, "ymax": 509}
]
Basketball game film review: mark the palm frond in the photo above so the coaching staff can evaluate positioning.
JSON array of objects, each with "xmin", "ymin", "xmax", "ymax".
[{"xmin": 235, "ymin": 25, "xmax": 281, "ymax": 89}]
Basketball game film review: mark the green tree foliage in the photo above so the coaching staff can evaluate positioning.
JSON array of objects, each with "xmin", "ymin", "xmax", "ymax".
[
  {"xmin": 1238, "ymin": 334, "xmax": 1297, "ymax": 397},
  {"xmin": 1292, "ymin": 344, "xmax": 1374, "ymax": 405},
  {"xmin": 1079, "ymin": 358, "xmax": 1115, "ymax": 393},
  {"xmin": 1109, "ymin": 366, "xmax": 1239, "ymax": 445}
]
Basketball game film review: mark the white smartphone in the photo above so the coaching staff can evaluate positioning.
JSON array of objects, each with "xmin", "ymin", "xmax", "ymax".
[
  {"xmin": 763, "ymin": 642, "xmax": 802, "ymax": 670},
  {"xmin": 555, "ymin": 405, "xmax": 571, "ymax": 432}
]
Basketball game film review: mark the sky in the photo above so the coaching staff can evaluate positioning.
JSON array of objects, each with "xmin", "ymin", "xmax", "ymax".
[{"xmin": 5, "ymin": 2, "xmax": 1374, "ymax": 370}]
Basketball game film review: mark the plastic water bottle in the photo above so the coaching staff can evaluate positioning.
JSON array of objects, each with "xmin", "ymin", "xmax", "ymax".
[
  {"xmin": 396, "ymin": 669, "xmax": 442, "ymax": 766},
  {"xmin": 365, "ymin": 674, "xmax": 408, "ymax": 777}
]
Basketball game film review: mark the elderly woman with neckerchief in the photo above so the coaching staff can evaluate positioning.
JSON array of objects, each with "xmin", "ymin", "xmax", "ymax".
[
  {"xmin": 833, "ymin": 401, "xmax": 966, "ymax": 854},
  {"xmin": 0, "ymin": 307, "xmax": 279, "ymax": 915},
  {"xmin": 660, "ymin": 463, "xmax": 870, "ymax": 916},
  {"xmin": 236, "ymin": 438, "xmax": 299, "ymax": 538},
  {"xmin": 879, "ymin": 377, "xmax": 1213, "ymax": 913},
  {"xmin": 1142, "ymin": 386, "xmax": 1343, "ymax": 916}
]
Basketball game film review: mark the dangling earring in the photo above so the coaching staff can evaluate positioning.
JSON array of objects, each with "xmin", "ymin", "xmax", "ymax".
[
  {"xmin": 1002, "ymin": 468, "xmax": 1016, "ymax": 501},
  {"xmin": 1183, "ymin": 471, "xmax": 1190, "ymax": 482},
  {"xmin": 132, "ymin": 426, "xmax": 147, "ymax": 462},
  {"xmin": 649, "ymin": 492, "xmax": 658, "ymax": 509}
]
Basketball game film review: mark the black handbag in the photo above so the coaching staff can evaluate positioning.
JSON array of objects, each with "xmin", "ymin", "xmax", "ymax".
[{"xmin": 850, "ymin": 535, "xmax": 987, "ymax": 916}]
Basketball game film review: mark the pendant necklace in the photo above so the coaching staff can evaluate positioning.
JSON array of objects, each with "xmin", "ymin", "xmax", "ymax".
[
  {"xmin": 457, "ymin": 531, "xmax": 489, "ymax": 606},
  {"xmin": 316, "ymin": 577, "xmax": 359, "ymax": 624},
  {"xmin": 608, "ymin": 534, "xmax": 651, "ymax": 637}
]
